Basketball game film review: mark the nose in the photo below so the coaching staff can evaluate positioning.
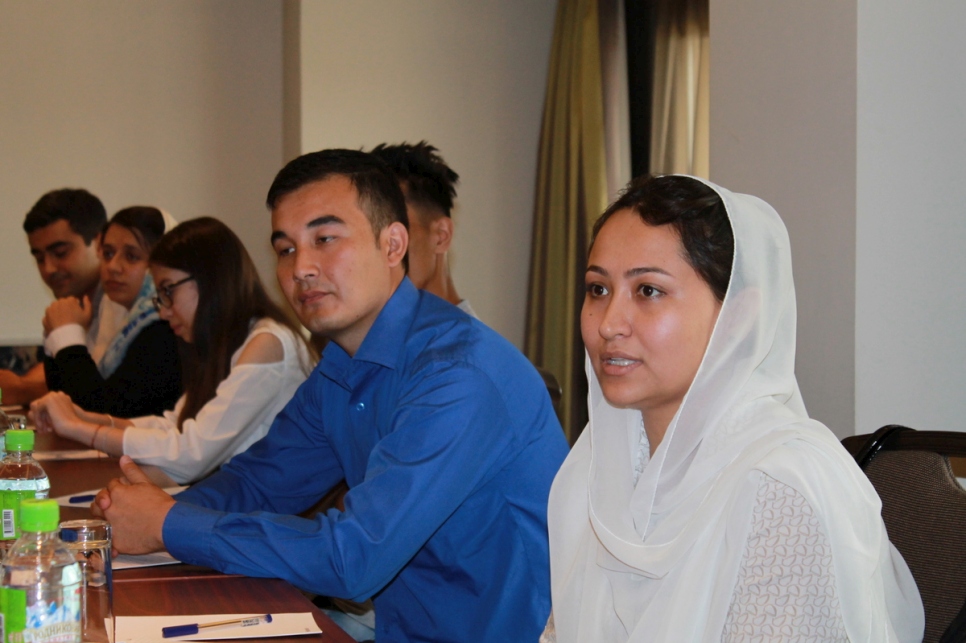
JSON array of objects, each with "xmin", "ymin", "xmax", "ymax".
[
  {"xmin": 40, "ymin": 255, "xmax": 57, "ymax": 278},
  {"xmin": 157, "ymin": 304, "xmax": 172, "ymax": 321},
  {"xmin": 598, "ymin": 293, "xmax": 632, "ymax": 340},
  {"xmin": 106, "ymin": 253, "xmax": 122, "ymax": 273},
  {"xmin": 291, "ymin": 248, "xmax": 319, "ymax": 282}
]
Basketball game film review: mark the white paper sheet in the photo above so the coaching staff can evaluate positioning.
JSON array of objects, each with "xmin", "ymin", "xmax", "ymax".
[
  {"xmin": 113, "ymin": 551, "xmax": 181, "ymax": 570},
  {"xmin": 114, "ymin": 613, "xmax": 322, "ymax": 643}
]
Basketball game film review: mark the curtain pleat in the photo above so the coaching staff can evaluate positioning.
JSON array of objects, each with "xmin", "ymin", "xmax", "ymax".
[
  {"xmin": 525, "ymin": 0, "xmax": 609, "ymax": 443},
  {"xmin": 649, "ymin": 0, "xmax": 709, "ymax": 177}
]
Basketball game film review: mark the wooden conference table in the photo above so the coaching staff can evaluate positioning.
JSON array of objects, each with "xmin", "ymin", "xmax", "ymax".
[{"xmin": 35, "ymin": 431, "xmax": 354, "ymax": 643}]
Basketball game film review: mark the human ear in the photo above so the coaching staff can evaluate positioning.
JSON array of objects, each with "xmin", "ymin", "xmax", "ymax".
[
  {"xmin": 431, "ymin": 217, "xmax": 454, "ymax": 254},
  {"xmin": 384, "ymin": 222, "xmax": 409, "ymax": 268}
]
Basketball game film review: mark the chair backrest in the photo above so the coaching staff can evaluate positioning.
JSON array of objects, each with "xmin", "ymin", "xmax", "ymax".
[
  {"xmin": 845, "ymin": 425, "xmax": 966, "ymax": 643},
  {"xmin": 534, "ymin": 366, "xmax": 563, "ymax": 416}
]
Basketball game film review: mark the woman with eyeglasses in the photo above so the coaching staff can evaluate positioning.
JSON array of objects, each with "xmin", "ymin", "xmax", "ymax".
[
  {"xmin": 41, "ymin": 206, "xmax": 182, "ymax": 417},
  {"xmin": 32, "ymin": 217, "xmax": 314, "ymax": 485}
]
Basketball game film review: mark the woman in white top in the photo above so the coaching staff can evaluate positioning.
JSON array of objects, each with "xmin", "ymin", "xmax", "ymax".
[
  {"xmin": 32, "ymin": 217, "xmax": 313, "ymax": 485},
  {"xmin": 543, "ymin": 175, "xmax": 923, "ymax": 642}
]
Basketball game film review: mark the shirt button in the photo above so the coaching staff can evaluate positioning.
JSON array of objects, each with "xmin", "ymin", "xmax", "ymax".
[{"xmin": 355, "ymin": 402, "xmax": 365, "ymax": 411}]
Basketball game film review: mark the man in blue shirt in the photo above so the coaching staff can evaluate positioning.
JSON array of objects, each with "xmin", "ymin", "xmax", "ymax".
[{"xmin": 94, "ymin": 149, "xmax": 569, "ymax": 642}]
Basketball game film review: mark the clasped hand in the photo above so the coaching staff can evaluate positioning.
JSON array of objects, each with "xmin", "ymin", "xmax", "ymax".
[
  {"xmin": 42, "ymin": 296, "xmax": 92, "ymax": 335},
  {"xmin": 92, "ymin": 456, "xmax": 175, "ymax": 555}
]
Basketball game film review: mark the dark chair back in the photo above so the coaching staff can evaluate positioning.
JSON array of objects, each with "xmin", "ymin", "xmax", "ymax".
[
  {"xmin": 844, "ymin": 425, "xmax": 966, "ymax": 643},
  {"xmin": 534, "ymin": 366, "xmax": 563, "ymax": 417}
]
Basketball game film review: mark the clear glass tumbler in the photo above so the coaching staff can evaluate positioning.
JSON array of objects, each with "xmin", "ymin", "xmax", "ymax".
[{"xmin": 59, "ymin": 519, "xmax": 113, "ymax": 643}]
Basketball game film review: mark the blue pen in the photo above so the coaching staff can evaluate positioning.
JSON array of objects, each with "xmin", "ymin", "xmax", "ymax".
[
  {"xmin": 162, "ymin": 614, "xmax": 272, "ymax": 638},
  {"xmin": 68, "ymin": 494, "xmax": 97, "ymax": 504}
]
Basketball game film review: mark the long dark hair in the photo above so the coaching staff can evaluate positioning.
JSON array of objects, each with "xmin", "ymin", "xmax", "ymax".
[{"xmin": 150, "ymin": 217, "xmax": 310, "ymax": 430}]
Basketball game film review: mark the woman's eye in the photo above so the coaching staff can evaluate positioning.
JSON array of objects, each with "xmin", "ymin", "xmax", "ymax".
[
  {"xmin": 638, "ymin": 284, "xmax": 662, "ymax": 298},
  {"xmin": 586, "ymin": 283, "xmax": 608, "ymax": 297}
]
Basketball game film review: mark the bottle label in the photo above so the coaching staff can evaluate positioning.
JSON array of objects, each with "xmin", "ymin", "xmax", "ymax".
[
  {"xmin": 0, "ymin": 491, "xmax": 45, "ymax": 541},
  {"xmin": 0, "ymin": 586, "xmax": 80, "ymax": 643}
]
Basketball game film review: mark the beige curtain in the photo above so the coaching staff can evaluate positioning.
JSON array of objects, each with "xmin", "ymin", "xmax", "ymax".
[
  {"xmin": 650, "ymin": 0, "xmax": 709, "ymax": 177},
  {"xmin": 599, "ymin": 0, "xmax": 632, "ymax": 202},
  {"xmin": 525, "ymin": 0, "xmax": 609, "ymax": 442}
]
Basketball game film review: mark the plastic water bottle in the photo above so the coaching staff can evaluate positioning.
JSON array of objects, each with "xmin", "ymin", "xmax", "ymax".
[
  {"xmin": 0, "ymin": 499, "xmax": 82, "ymax": 643},
  {"xmin": 0, "ymin": 431, "xmax": 49, "ymax": 551}
]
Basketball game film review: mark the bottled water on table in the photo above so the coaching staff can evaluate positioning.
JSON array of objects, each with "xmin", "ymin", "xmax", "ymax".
[
  {"xmin": 0, "ymin": 431, "xmax": 49, "ymax": 551},
  {"xmin": 0, "ymin": 499, "xmax": 82, "ymax": 643}
]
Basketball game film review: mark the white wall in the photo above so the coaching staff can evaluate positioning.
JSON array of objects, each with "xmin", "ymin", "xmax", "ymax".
[
  {"xmin": 295, "ymin": 0, "xmax": 557, "ymax": 347},
  {"xmin": 711, "ymin": 1, "xmax": 966, "ymax": 436},
  {"xmin": 856, "ymin": 1, "xmax": 966, "ymax": 433},
  {"xmin": 709, "ymin": 0, "xmax": 858, "ymax": 436},
  {"xmin": 0, "ymin": 0, "xmax": 283, "ymax": 344}
]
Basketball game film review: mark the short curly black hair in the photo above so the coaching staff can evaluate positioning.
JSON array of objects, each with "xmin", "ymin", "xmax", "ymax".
[
  {"xmin": 590, "ymin": 175, "xmax": 734, "ymax": 302},
  {"xmin": 370, "ymin": 141, "xmax": 459, "ymax": 218}
]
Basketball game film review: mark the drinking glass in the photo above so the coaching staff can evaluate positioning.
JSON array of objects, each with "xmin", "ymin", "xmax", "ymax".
[{"xmin": 59, "ymin": 519, "xmax": 113, "ymax": 643}]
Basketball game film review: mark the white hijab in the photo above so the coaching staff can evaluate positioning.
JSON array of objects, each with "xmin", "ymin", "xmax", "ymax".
[{"xmin": 547, "ymin": 178, "xmax": 923, "ymax": 642}]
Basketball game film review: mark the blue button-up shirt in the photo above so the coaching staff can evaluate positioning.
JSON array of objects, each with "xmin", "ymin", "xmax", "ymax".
[{"xmin": 163, "ymin": 279, "xmax": 569, "ymax": 642}]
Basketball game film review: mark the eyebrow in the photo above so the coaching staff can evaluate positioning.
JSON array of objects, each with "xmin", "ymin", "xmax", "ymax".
[
  {"xmin": 31, "ymin": 241, "xmax": 71, "ymax": 256},
  {"xmin": 586, "ymin": 265, "xmax": 672, "ymax": 278},
  {"xmin": 270, "ymin": 215, "xmax": 345, "ymax": 243}
]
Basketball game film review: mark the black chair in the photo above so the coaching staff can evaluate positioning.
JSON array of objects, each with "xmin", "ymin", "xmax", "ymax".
[
  {"xmin": 534, "ymin": 366, "xmax": 563, "ymax": 417},
  {"xmin": 843, "ymin": 425, "xmax": 966, "ymax": 643}
]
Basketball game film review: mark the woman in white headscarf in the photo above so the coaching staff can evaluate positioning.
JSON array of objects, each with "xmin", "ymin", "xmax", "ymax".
[{"xmin": 543, "ymin": 175, "xmax": 923, "ymax": 642}]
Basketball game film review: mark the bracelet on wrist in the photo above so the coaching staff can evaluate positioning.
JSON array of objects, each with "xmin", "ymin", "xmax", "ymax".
[{"xmin": 90, "ymin": 425, "xmax": 104, "ymax": 449}]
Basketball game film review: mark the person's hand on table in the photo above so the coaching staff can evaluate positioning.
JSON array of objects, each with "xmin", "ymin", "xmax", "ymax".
[
  {"xmin": 43, "ymin": 296, "xmax": 93, "ymax": 332},
  {"xmin": 93, "ymin": 456, "xmax": 175, "ymax": 555},
  {"xmin": 29, "ymin": 391, "xmax": 85, "ymax": 436}
]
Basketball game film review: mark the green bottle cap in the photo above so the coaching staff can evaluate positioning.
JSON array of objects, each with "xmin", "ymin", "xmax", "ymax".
[
  {"xmin": 20, "ymin": 499, "xmax": 59, "ymax": 532},
  {"xmin": 5, "ymin": 429, "xmax": 34, "ymax": 452}
]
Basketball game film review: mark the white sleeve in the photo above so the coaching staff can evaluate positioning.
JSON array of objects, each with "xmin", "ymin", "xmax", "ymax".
[
  {"xmin": 44, "ymin": 324, "xmax": 87, "ymax": 356},
  {"xmin": 129, "ymin": 397, "xmax": 184, "ymax": 431},
  {"xmin": 721, "ymin": 474, "xmax": 849, "ymax": 643},
  {"xmin": 122, "ymin": 322, "xmax": 308, "ymax": 484}
]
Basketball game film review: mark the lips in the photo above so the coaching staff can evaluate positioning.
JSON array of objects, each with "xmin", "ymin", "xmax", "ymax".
[
  {"xmin": 598, "ymin": 351, "xmax": 641, "ymax": 375},
  {"xmin": 47, "ymin": 275, "xmax": 68, "ymax": 290},
  {"xmin": 298, "ymin": 290, "xmax": 329, "ymax": 306}
]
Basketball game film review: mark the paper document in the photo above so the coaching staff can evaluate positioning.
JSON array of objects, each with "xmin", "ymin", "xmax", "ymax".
[
  {"xmin": 114, "ymin": 613, "xmax": 322, "ymax": 643},
  {"xmin": 113, "ymin": 551, "xmax": 181, "ymax": 570}
]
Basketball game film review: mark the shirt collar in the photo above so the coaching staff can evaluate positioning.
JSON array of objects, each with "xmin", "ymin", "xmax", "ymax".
[{"xmin": 319, "ymin": 277, "xmax": 418, "ymax": 380}]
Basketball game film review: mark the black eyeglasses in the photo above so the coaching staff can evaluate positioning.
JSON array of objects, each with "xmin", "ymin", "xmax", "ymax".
[{"xmin": 153, "ymin": 276, "xmax": 195, "ymax": 310}]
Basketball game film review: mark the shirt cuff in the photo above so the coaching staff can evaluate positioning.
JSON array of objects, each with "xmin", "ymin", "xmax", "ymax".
[
  {"xmin": 44, "ymin": 324, "xmax": 87, "ymax": 357},
  {"xmin": 162, "ymin": 502, "xmax": 221, "ymax": 564}
]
